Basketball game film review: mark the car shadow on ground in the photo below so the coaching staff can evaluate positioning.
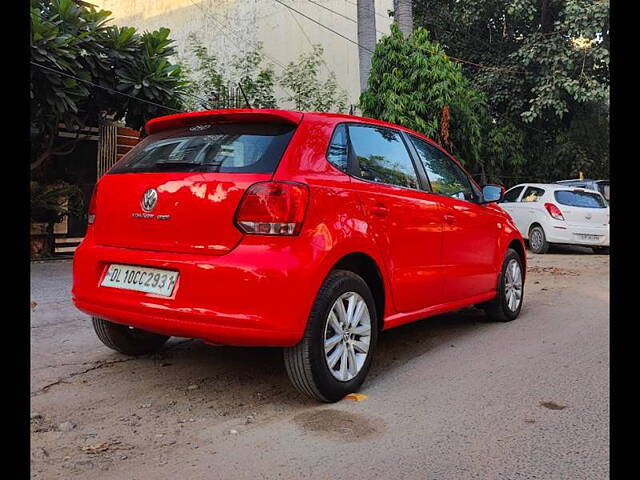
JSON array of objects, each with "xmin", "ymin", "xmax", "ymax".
[{"xmin": 103, "ymin": 306, "xmax": 495, "ymax": 410}]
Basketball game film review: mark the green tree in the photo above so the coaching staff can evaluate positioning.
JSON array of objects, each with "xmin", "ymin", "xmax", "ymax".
[
  {"xmin": 279, "ymin": 45, "xmax": 348, "ymax": 112},
  {"xmin": 413, "ymin": 0, "xmax": 609, "ymax": 185},
  {"xmin": 30, "ymin": 0, "xmax": 187, "ymax": 223},
  {"xmin": 31, "ymin": 0, "xmax": 187, "ymax": 172},
  {"xmin": 360, "ymin": 24, "xmax": 486, "ymax": 173},
  {"xmin": 180, "ymin": 34, "xmax": 277, "ymax": 110}
]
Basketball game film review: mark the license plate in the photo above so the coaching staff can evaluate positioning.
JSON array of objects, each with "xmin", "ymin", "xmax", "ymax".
[
  {"xmin": 576, "ymin": 234, "xmax": 601, "ymax": 241},
  {"xmin": 101, "ymin": 264, "xmax": 178, "ymax": 297}
]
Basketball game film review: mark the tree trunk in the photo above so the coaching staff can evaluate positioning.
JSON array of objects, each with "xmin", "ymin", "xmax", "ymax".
[
  {"xmin": 357, "ymin": 0, "xmax": 377, "ymax": 93},
  {"xmin": 393, "ymin": 0, "xmax": 413, "ymax": 37}
]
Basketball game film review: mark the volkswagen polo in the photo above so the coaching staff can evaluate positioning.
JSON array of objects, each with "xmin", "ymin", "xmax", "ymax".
[{"xmin": 72, "ymin": 109, "xmax": 526, "ymax": 402}]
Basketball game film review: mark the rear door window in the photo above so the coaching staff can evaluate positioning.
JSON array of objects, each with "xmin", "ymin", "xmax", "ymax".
[
  {"xmin": 109, "ymin": 123, "xmax": 296, "ymax": 174},
  {"xmin": 521, "ymin": 187, "xmax": 545, "ymax": 202},
  {"xmin": 554, "ymin": 190, "xmax": 607, "ymax": 208},
  {"xmin": 410, "ymin": 135, "xmax": 476, "ymax": 202},
  {"xmin": 348, "ymin": 125, "xmax": 419, "ymax": 189}
]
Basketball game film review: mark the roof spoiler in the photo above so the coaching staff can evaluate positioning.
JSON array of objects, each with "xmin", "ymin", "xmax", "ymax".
[{"xmin": 145, "ymin": 109, "xmax": 304, "ymax": 135}]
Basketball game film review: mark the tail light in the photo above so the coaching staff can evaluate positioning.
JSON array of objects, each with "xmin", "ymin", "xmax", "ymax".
[
  {"xmin": 544, "ymin": 202, "xmax": 564, "ymax": 221},
  {"xmin": 87, "ymin": 184, "xmax": 98, "ymax": 225},
  {"xmin": 235, "ymin": 181, "xmax": 309, "ymax": 235}
]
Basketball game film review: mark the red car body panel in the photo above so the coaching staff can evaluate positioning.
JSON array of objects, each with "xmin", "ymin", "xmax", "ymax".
[{"xmin": 72, "ymin": 109, "xmax": 525, "ymax": 347}]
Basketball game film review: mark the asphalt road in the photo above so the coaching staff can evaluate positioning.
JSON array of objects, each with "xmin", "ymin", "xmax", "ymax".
[{"xmin": 30, "ymin": 247, "xmax": 609, "ymax": 479}]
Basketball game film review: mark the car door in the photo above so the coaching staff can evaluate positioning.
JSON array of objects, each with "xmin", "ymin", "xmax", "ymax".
[
  {"xmin": 342, "ymin": 123, "xmax": 444, "ymax": 314},
  {"xmin": 517, "ymin": 186, "xmax": 547, "ymax": 236},
  {"xmin": 408, "ymin": 135, "xmax": 501, "ymax": 303}
]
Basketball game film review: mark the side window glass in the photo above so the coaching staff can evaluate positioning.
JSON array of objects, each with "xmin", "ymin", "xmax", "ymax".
[
  {"xmin": 502, "ymin": 186, "xmax": 524, "ymax": 203},
  {"xmin": 348, "ymin": 125, "xmax": 419, "ymax": 189},
  {"xmin": 521, "ymin": 187, "xmax": 545, "ymax": 202},
  {"xmin": 326, "ymin": 124, "xmax": 349, "ymax": 172},
  {"xmin": 410, "ymin": 136, "xmax": 475, "ymax": 202}
]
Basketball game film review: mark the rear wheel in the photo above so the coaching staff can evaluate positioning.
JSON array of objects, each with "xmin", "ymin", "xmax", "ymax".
[
  {"xmin": 481, "ymin": 248, "xmax": 524, "ymax": 322},
  {"xmin": 284, "ymin": 270, "xmax": 378, "ymax": 402},
  {"xmin": 528, "ymin": 225, "xmax": 549, "ymax": 254},
  {"xmin": 92, "ymin": 317, "xmax": 169, "ymax": 356}
]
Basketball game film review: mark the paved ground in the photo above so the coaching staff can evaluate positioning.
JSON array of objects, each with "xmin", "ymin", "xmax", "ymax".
[{"xmin": 30, "ymin": 247, "xmax": 609, "ymax": 479}]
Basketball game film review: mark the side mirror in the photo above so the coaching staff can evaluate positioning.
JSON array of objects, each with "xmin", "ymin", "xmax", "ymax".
[{"xmin": 481, "ymin": 184, "xmax": 505, "ymax": 204}]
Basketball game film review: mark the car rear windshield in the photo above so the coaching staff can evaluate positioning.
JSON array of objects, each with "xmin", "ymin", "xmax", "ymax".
[
  {"xmin": 109, "ymin": 122, "xmax": 296, "ymax": 174},
  {"xmin": 554, "ymin": 190, "xmax": 607, "ymax": 208}
]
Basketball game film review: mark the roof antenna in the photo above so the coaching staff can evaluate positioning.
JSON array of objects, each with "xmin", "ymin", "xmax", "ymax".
[
  {"xmin": 349, "ymin": 104, "xmax": 354, "ymax": 115},
  {"xmin": 238, "ymin": 78, "xmax": 252, "ymax": 109}
]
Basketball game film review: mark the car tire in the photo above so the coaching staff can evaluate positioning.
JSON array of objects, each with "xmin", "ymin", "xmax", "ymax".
[
  {"xmin": 481, "ymin": 248, "xmax": 524, "ymax": 322},
  {"xmin": 528, "ymin": 225, "xmax": 549, "ymax": 254},
  {"xmin": 284, "ymin": 270, "xmax": 378, "ymax": 403},
  {"xmin": 92, "ymin": 317, "xmax": 169, "ymax": 356},
  {"xmin": 593, "ymin": 246, "xmax": 610, "ymax": 255}
]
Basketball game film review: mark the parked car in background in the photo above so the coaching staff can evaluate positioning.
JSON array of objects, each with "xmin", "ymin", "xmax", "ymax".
[
  {"xmin": 555, "ymin": 179, "xmax": 610, "ymax": 204},
  {"xmin": 72, "ymin": 109, "xmax": 526, "ymax": 402},
  {"xmin": 499, "ymin": 183, "xmax": 609, "ymax": 254}
]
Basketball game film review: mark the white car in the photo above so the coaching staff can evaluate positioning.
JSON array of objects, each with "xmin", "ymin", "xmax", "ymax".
[{"xmin": 499, "ymin": 183, "xmax": 610, "ymax": 254}]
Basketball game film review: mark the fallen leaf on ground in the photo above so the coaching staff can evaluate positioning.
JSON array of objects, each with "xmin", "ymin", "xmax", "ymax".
[
  {"xmin": 540, "ymin": 401, "xmax": 567, "ymax": 410},
  {"xmin": 81, "ymin": 440, "xmax": 132, "ymax": 454},
  {"xmin": 344, "ymin": 393, "xmax": 368, "ymax": 402}
]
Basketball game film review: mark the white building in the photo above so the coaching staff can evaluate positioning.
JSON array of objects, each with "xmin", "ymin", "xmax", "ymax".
[{"xmin": 94, "ymin": 0, "xmax": 393, "ymax": 108}]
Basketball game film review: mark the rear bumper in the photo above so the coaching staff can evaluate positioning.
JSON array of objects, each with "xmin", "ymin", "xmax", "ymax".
[
  {"xmin": 72, "ymin": 234, "xmax": 321, "ymax": 347},
  {"xmin": 545, "ymin": 222, "xmax": 609, "ymax": 247}
]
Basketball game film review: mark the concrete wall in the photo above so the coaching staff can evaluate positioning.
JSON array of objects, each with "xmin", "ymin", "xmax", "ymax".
[{"xmin": 94, "ymin": 0, "xmax": 393, "ymax": 109}]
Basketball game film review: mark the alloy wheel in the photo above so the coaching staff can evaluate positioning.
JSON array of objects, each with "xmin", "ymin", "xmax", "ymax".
[
  {"xmin": 323, "ymin": 292, "xmax": 371, "ymax": 382},
  {"xmin": 530, "ymin": 228, "xmax": 543, "ymax": 251},
  {"xmin": 504, "ymin": 259, "xmax": 523, "ymax": 312}
]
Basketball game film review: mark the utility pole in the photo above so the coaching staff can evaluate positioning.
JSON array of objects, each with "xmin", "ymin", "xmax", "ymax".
[
  {"xmin": 357, "ymin": 0, "xmax": 377, "ymax": 93},
  {"xmin": 393, "ymin": 0, "xmax": 413, "ymax": 37}
]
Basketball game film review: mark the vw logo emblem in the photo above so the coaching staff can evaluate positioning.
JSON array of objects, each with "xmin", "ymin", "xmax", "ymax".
[{"xmin": 141, "ymin": 188, "xmax": 158, "ymax": 212}]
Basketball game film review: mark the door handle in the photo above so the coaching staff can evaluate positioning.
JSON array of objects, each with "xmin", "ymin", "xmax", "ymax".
[
  {"xmin": 443, "ymin": 213, "xmax": 456, "ymax": 224},
  {"xmin": 371, "ymin": 203, "xmax": 389, "ymax": 218}
]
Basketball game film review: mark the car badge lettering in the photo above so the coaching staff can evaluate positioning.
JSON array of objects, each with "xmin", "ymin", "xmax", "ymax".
[{"xmin": 189, "ymin": 124, "xmax": 211, "ymax": 132}]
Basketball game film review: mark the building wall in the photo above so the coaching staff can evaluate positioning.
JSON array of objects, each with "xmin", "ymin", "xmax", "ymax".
[{"xmin": 94, "ymin": 0, "xmax": 393, "ymax": 109}]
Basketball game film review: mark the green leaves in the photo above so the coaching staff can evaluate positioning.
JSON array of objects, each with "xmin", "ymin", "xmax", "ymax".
[
  {"xmin": 31, "ymin": 0, "xmax": 187, "ymax": 183},
  {"xmin": 361, "ymin": 24, "xmax": 486, "ymax": 169},
  {"xmin": 178, "ymin": 34, "xmax": 277, "ymax": 110},
  {"xmin": 279, "ymin": 45, "xmax": 348, "ymax": 112},
  {"xmin": 413, "ymin": 0, "xmax": 609, "ymax": 185}
]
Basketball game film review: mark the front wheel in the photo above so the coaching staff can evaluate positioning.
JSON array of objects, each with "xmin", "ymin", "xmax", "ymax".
[
  {"xmin": 92, "ymin": 317, "xmax": 169, "ymax": 356},
  {"xmin": 284, "ymin": 270, "xmax": 378, "ymax": 402},
  {"xmin": 480, "ymin": 248, "xmax": 524, "ymax": 322}
]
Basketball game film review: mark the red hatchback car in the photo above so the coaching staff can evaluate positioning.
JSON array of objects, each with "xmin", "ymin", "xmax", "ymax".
[{"xmin": 73, "ymin": 109, "xmax": 526, "ymax": 402}]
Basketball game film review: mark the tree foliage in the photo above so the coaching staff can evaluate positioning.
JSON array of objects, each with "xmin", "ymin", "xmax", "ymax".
[
  {"xmin": 181, "ymin": 39, "xmax": 346, "ymax": 113},
  {"xmin": 360, "ymin": 24, "xmax": 487, "ymax": 173},
  {"xmin": 30, "ymin": 0, "xmax": 187, "ymax": 171},
  {"xmin": 279, "ymin": 45, "xmax": 348, "ymax": 113},
  {"xmin": 413, "ymin": 0, "xmax": 609, "ymax": 184},
  {"xmin": 30, "ymin": 0, "xmax": 187, "ymax": 224},
  {"xmin": 180, "ymin": 34, "xmax": 277, "ymax": 110}
]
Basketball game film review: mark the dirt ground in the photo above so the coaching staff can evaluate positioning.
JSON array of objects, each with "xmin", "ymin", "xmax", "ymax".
[{"xmin": 30, "ymin": 246, "xmax": 609, "ymax": 479}]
